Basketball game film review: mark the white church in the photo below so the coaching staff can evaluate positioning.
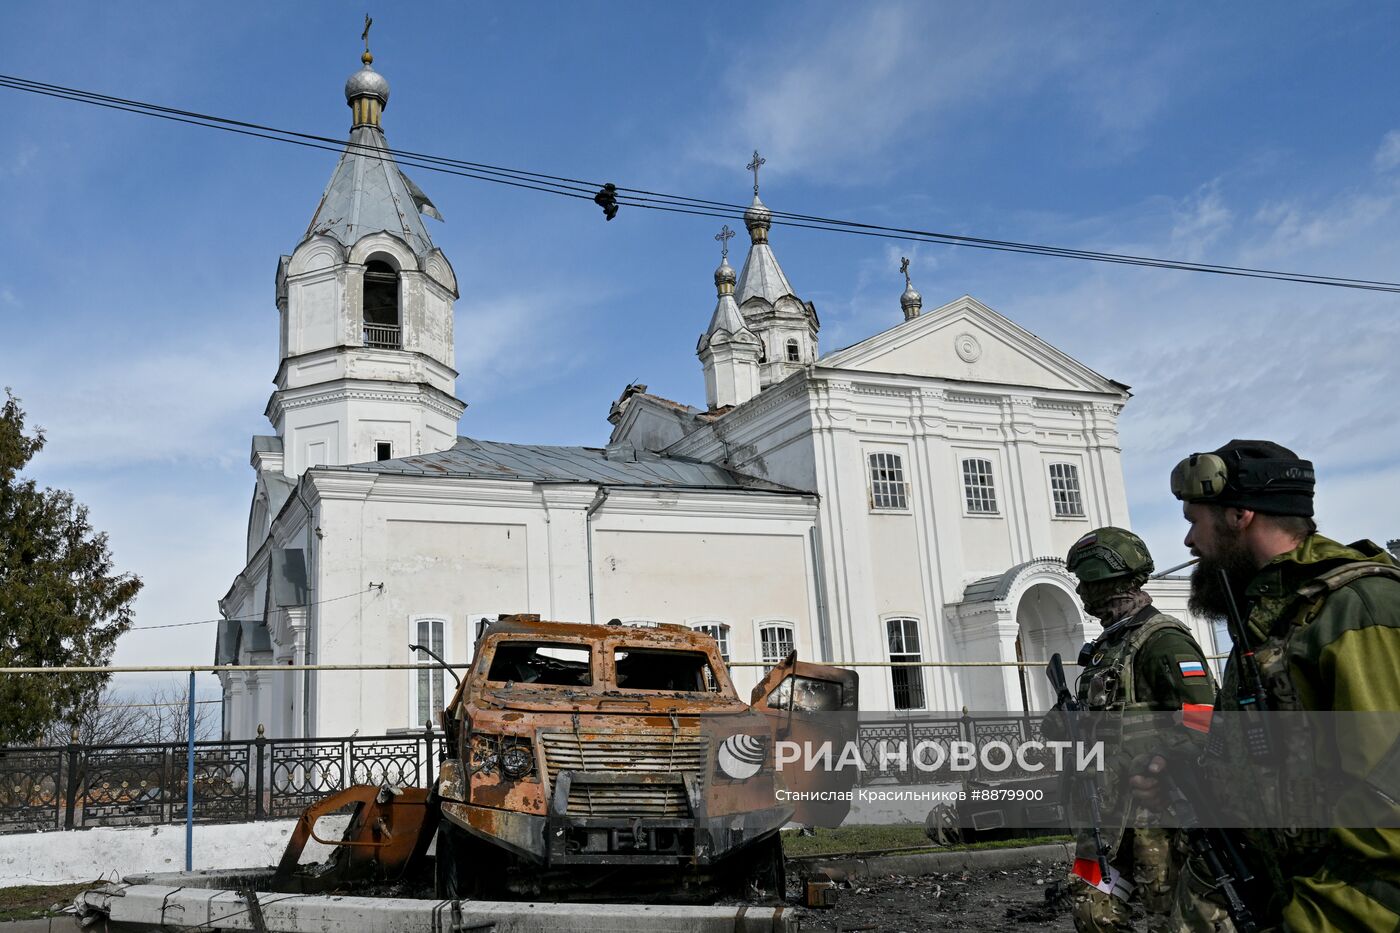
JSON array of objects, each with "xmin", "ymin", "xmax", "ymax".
[{"xmin": 216, "ymin": 51, "xmax": 1210, "ymax": 740}]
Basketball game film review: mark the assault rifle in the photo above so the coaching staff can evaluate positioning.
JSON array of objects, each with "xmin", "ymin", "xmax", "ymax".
[
  {"xmin": 1218, "ymin": 569, "xmax": 1273, "ymax": 761},
  {"xmin": 1046, "ymin": 652, "xmax": 1111, "ymax": 881},
  {"xmin": 1164, "ymin": 761, "xmax": 1260, "ymax": 933}
]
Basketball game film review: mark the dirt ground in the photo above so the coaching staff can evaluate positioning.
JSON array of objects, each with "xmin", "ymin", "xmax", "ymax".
[{"xmin": 789, "ymin": 853, "xmax": 1078, "ymax": 933}]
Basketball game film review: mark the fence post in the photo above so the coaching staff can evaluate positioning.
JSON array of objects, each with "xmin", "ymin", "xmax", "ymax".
[
  {"xmin": 254, "ymin": 724, "xmax": 267, "ymax": 820},
  {"xmin": 423, "ymin": 720, "xmax": 435, "ymax": 789},
  {"xmin": 63, "ymin": 727, "xmax": 80, "ymax": 831},
  {"xmin": 958, "ymin": 706, "xmax": 975, "ymax": 791}
]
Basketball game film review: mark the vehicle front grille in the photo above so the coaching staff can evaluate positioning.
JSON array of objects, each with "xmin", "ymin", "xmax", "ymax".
[{"xmin": 539, "ymin": 732, "xmax": 709, "ymax": 818}]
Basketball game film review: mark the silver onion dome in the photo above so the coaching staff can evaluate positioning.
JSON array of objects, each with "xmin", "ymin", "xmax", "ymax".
[
  {"xmin": 901, "ymin": 281, "xmax": 923, "ymax": 319},
  {"xmin": 345, "ymin": 54, "xmax": 390, "ymax": 105},
  {"xmin": 743, "ymin": 193, "xmax": 772, "ymax": 232},
  {"xmin": 714, "ymin": 256, "xmax": 737, "ymax": 289},
  {"xmin": 902, "ymin": 281, "xmax": 922, "ymax": 309}
]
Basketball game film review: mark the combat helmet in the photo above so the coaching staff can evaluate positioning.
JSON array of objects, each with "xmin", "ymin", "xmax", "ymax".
[{"xmin": 1066, "ymin": 527, "xmax": 1154, "ymax": 587}]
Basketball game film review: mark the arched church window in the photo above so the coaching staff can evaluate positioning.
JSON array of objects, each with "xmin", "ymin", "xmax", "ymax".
[
  {"xmin": 758, "ymin": 622, "xmax": 794, "ymax": 673},
  {"xmin": 363, "ymin": 259, "xmax": 402, "ymax": 349},
  {"xmin": 785, "ymin": 338, "xmax": 800, "ymax": 362},
  {"xmin": 408, "ymin": 615, "xmax": 451, "ymax": 729}
]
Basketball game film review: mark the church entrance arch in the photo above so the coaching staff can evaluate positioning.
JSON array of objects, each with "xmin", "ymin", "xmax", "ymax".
[{"xmin": 1013, "ymin": 582, "xmax": 1084, "ymax": 712}]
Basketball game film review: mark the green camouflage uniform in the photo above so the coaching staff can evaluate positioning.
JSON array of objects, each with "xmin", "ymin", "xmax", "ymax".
[
  {"xmin": 1172, "ymin": 536, "xmax": 1400, "ymax": 933},
  {"xmin": 1067, "ymin": 605, "xmax": 1218, "ymax": 933}
]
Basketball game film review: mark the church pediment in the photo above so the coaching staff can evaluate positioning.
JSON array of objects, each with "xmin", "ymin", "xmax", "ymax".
[{"xmin": 817, "ymin": 295, "xmax": 1126, "ymax": 395}]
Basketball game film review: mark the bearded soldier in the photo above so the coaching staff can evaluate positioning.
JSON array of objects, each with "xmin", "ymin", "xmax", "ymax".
[
  {"xmin": 1054, "ymin": 527, "xmax": 1217, "ymax": 933},
  {"xmin": 1151, "ymin": 439, "xmax": 1400, "ymax": 930}
]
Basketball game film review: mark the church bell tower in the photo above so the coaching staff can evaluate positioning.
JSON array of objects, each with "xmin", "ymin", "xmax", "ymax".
[{"xmin": 266, "ymin": 39, "xmax": 466, "ymax": 478}]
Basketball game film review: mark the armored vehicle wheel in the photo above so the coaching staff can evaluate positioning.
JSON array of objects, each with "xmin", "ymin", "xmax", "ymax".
[
  {"xmin": 734, "ymin": 834, "xmax": 787, "ymax": 902},
  {"xmin": 435, "ymin": 822, "xmax": 500, "ymax": 899}
]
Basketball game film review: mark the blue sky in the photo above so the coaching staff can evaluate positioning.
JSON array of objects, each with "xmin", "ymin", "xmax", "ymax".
[{"xmin": 2, "ymin": 3, "xmax": 1398, "ymax": 681}]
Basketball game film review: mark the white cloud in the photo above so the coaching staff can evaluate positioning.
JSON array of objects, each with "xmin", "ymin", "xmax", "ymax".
[
  {"xmin": 972, "ymin": 177, "xmax": 1400, "ymax": 566},
  {"xmin": 1, "ymin": 338, "xmax": 268, "ymax": 470},
  {"xmin": 691, "ymin": 5, "xmax": 1204, "ymax": 182},
  {"xmin": 455, "ymin": 287, "xmax": 600, "ymax": 406},
  {"xmin": 1375, "ymin": 130, "xmax": 1400, "ymax": 172},
  {"xmin": 1169, "ymin": 182, "xmax": 1233, "ymax": 261},
  {"xmin": 694, "ymin": 6, "xmax": 1078, "ymax": 180}
]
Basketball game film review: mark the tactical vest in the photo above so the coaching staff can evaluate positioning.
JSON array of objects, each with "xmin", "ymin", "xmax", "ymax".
[
  {"xmin": 1075, "ymin": 607, "xmax": 1192, "ymax": 854},
  {"xmin": 1206, "ymin": 560, "xmax": 1400, "ymax": 916},
  {"xmin": 1078, "ymin": 606, "xmax": 1192, "ymax": 714}
]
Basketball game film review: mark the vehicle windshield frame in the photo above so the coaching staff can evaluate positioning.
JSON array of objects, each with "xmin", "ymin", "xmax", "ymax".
[
  {"xmin": 609, "ymin": 644, "xmax": 725, "ymax": 695},
  {"xmin": 480, "ymin": 637, "xmax": 596, "ymax": 689}
]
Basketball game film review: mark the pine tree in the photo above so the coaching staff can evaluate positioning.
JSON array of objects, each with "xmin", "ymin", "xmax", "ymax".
[{"xmin": 0, "ymin": 390, "xmax": 141, "ymax": 745}]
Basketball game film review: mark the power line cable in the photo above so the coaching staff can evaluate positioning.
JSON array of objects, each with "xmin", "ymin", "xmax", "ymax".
[
  {"xmin": 125, "ymin": 587, "xmax": 379, "ymax": 631},
  {"xmin": 2, "ymin": 72, "xmax": 1398, "ymax": 293}
]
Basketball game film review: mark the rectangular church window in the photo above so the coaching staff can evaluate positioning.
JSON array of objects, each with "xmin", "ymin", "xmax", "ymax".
[
  {"xmin": 377, "ymin": 442, "xmax": 392, "ymax": 461},
  {"xmin": 962, "ymin": 457, "xmax": 999, "ymax": 513},
  {"xmin": 886, "ymin": 617, "xmax": 926, "ymax": 710},
  {"xmin": 1049, "ymin": 462, "xmax": 1085, "ymax": 517},
  {"xmin": 868, "ymin": 452, "xmax": 909, "ymax": 510}
]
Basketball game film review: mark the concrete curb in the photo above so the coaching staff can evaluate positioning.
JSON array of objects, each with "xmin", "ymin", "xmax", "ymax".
[{"xmin": 802, "ymin": 842, "xmax": 1073, "ymax": 879}]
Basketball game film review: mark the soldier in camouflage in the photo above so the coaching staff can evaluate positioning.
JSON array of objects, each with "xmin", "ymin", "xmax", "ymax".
[
  {"xmin": 1055, "ymin": 527, "xmax": 1217, "ymax": 933},
  {"xmin": 1150, "ymin": 439, "xmax": 1400, "ymax": 931}
]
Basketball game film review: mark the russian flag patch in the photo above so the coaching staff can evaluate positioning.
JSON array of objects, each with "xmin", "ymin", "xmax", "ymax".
[
  {"xmin": 1181, "ymin": 702, "xmax": 1214, "ymax": 733},
  {"xmin": 1178, "ymin": 660, "xmax": 1207, "ymax": 678}
]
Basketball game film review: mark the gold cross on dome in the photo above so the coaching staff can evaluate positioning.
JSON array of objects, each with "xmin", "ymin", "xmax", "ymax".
[
  {"xmin": 900, "ymin": 257, "xmax": 911, "ymax": 285},
  {"xmin": 715, "ymin": 225, "xmax": 735, "ymax": 259},
  {"xmin": 746, "ymin": 150, "xmax": 766, "ymax": 196},
  {"xmin": 362, "ymin": 14, "xmax": 373, "ymax": 52}
]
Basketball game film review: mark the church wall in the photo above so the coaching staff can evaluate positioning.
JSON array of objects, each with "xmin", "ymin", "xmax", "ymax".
[
  {"xmin": 669, "ymin": 354, "xmax": 1140, "ymax": 714},
  {"xmin": 352, "ymin": 417, "xmax": 412, "ymax": 464},
  {"xmin": 418, "ymin": 280, "xmax": 454, "ymax": 365},
  {"xmin": 285, "ymin": 269, "xmax": 345, "ymax": 358},
  {"xmin": 589, "ymin": 489, "xmax": 819, "ymax": 699},
  {"xmin": 591, "ymin": 526, "xmax": 815, "ymax": 700},
  {"xmin": 290, "ymin": 477, "xmax": 817, "ymax": 737},
  {"xmin": 311, "ymin": 493, "xmax": 535, "ymax": 737}
]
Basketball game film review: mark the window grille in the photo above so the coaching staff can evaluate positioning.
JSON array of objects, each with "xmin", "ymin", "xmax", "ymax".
[
  {"xmin": 868, "ymin": 452, "xmax": 909, "ymax": 510},
  {"xmin": 886, "ymin": 617, "xmax": 926, "ymax": 710},
  {"xmin": 1049, "ymin": 462, "xmax": 1085, "ymax": 517},
  {"xmin": 961, "ymin": 458, "xmax": 998, "ymax": 513}
]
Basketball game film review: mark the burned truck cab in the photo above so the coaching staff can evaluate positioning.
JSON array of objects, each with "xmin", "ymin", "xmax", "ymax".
[{"xmin": 433, "ymin": 615, "xmax": 855, "ymax": 900}]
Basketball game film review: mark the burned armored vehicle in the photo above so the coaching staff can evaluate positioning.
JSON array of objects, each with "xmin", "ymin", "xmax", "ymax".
[{"xmin": 432, "ymin": 614, "xmax": 858, "ymax": 901}]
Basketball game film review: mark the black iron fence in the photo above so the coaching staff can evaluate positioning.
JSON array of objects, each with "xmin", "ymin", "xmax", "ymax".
[
  {"xmin": 0, "ymin": 716, "xmax": 1042, "ymax": 834},
  {"xmin": 854, "ymin": 713, "xmax": 1050, "ymax": 785},
  {"xmin": 0, "ymin": 726, "xmax": 438, "ymax": 834}
]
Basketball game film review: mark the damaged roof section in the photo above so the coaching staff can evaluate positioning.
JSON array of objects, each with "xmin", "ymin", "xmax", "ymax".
[{"xmin": 330, "ymin": 436, "xmax": 801, "ymax": 493}]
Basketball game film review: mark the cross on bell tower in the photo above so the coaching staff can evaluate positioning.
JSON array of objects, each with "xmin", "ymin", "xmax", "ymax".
[
  {"xmin": 715, "ymin": 224, "xmax": 735, "ymax": 259},
  {"xmin": 746, "ymin": 150, "xmax": 766, "ymax": 196}
]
